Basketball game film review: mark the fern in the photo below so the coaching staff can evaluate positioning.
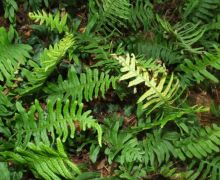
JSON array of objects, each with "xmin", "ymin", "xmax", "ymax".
[
  {"xmin": 183, "ymin": 0, "xmax": 220, "ymax": 23},
  {"xmin": 0, "ymin": 138, "xmax": 81, "ymax": 180},
  {"xmin": 44, "ymin": 67, "xmax": 118, "ymax": 102},
  {"xmin": 18, "ymin": 33, "xmax": 74, "ymax": 95},
  {"xmin": 174, "ymin": 124, "xmax": 220, "ymax": 161},
  {"xmin": 129, "ymin": 0, "xmax": 154, "ymax": 31},
  {"xmin": 157, "ymin": 15, "xmax": 205, "ymax": 54},
  {"xmin": 185, "ymin": 157, "xmax": 220, "ymax": 180},
  {"xmin": 179, "ymin": 46, "xmax": 220, "ymax": 84},
  {"xmin": 88, "ymin": 0, "xmax": 131, "ymax": 34},
  {"xmin": 15, "ymin": 98, "xmax": 102, "ymax": 146},
  {"xmin": 0, "ymin": 86, "xmax": 13, "ymax": 116},
  {"xmin": 29, "ymin": 10, "xmax": 68, "ymax": 33},
  {"xmin": 116, "ymin": 53, "xmax": 180, "ymax": 113},
  {"xmin": 0, "ymin": 27, "xmax": 32, "ymax": 84},
  {"xmin": 126, "ymin": 37, "xmax": 183, "ymax": 64}
]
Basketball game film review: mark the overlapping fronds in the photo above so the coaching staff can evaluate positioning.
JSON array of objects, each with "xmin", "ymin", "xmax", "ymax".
[
  {"xmin": 18, "ymin": 33, "xmax": 74, "ymax": 95},
  {"xmin": 0, "ymin": 27, "xmax": 32, "ymax": 83},
  {"xmin": 15, "ymin": 99, "xmax": 102, "ymax": 146},
  {"xmin": 0, "ymin": 138, "xmax": 81, "ymax": 180},
  {"xmin": 88, "ymin": 0, "xmax": 131, "ymax": 34},
  {"xmin": 183, "ymin": 0, "xmax": 220, "ymax": 23},
  {"xmin": 179, "ymin": 46, "xmax": 220, "ymax": 84},
  {"xmin": 44, "ymin": 67, "xmax": 118, "ymax": 102},
  {"xmin": 116, "ymin": 53, "xmax": 180, "ymax": 113},
  {"xmin": 29, "ymin": 10, "xmax": 68, "ymax": 33},
  {"xmin": 157, "ymin": 15, "xmax": 205, "ymax": 54}
]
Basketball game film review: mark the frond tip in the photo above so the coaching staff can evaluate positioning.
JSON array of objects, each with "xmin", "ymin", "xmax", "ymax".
[{"xmin": 116, "ymin": 53, "xmax": 180, "ymax": 113}]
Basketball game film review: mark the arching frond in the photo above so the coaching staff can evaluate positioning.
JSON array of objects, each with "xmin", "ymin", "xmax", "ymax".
[
  {"xmin": 15, "ymin": 99, "xmax": 102, "ymax": 146},
  {"xmin": 44, "ymin": 67, "xmax": 118, "ymax": 102}
]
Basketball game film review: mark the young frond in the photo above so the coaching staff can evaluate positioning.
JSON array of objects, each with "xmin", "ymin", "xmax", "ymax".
[
  {"xmin": 179, "ymin": 46, "xmax": 220, "ymax": 84},
  {"xmin": 157, "ymin": 15, "xmax": 205, "ymax": 54},
  {"xmin": 88, "ymin": 0, "xmax": 131, "ymax": 34},
  {"xmin": 15, "ymin": 98, "xmax": 102, "ymax": 146},
  {"xmin": 18, "ymin": 33, "xmax": 74, "ymax": 95},
  {"xmin": 0, "ymin": 138, "xmax": 81, "ymax": 180},
  {"xmin": 44, "ymin": 67, "xmax": 118, "ymax": 102},
  {"xmin": 116, "ymin": 54, "xmax": 180, "ymax": 113},
  {"xmin": 29, "ymin": 10, "xmax": 68, "ymax": 33},
  {"xmin": 0, "ymin": 27, "xmax": 32, "ymax": 83},
  {"xmin": 183, "ymin": 0, "xmax": 220, "ymax": 23}
]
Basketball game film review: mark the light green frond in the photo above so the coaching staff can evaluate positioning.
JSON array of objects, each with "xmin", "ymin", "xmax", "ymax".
[
  {"xmin": 44, "ymin": 67, "xmax": 118, "ymax": 102},
  {"xmin": 116, "ymin": 53, "xmax": 180, "ymax": 113},
  {"xmin": 18, "ymin": 33, "xmax": 74, "ymax": 95},
  {"xmin": 29, "ymin": 10, "xmax": 68, "ymax": 33},
  {"xmin": 15, "ymin": 99, "xmax": 102, "ymax": 146}
]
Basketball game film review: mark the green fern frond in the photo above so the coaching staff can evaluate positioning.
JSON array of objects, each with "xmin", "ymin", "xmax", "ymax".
[
  {"xmin": 116, "ymin": 53, "xmax": 180, "ymax": 113},
  {"xmin": 183, "ymin": 0, "xmax": 220, "ymax": 23},
  {"xmin": 175, "ymin": 124, "xmax": 220, "ymax": 161},
  {"xmin": 29, "ymin": 10, "xmax": 68, "ymax": 33},
  {"xmin": 0, "ymin": 86, "xmax": 13, "ymax": 117},
  {"xmin": 0, "ymin": 27, "xmax": 32, "ymax": 83},
  {"xmin": 127, "ymin": 38, "xmax": 183, "ymax": 64},
  {"xmin": 129, "ymin": 0, "xmax": 154, "ymax": 31},
  {"xmin": 185, "ymin": 157, "xmax": 220, "ymax": 180},
  {"xmin": 15, "ymin": 98, "xmax": 102, "ymax": 146},
  {"xmin": 44, "ymin": 67, "xmax": 118, "ymax": 102},
  {"xmin": 157, "ymin": 15, "xmax": 205, "ymax": 54},
  {"xmin": 88, "ymin": 0, "xmax": 131, "ymax": 34},
  {"xmin": 179, "ymin": 46, "xmax": 220, "ymax": 84},
  {"xmin": 0, "ymin": 138, "xmax": 81, "ymax": 180},
  {"xmin": 18, "ymin": 33, "xmax": 74, "ymax": 95}
]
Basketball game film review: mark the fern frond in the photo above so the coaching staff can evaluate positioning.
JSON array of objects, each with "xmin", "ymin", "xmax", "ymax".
[
  {"xmin": 29, "ymin": 10, "xmax": 68, "ymax": 33},
  {"xmin": 175, "ymin": 124, "xmax": 220, "ymax": 161},
  {"xmin": 0, "ymin": 27, "xmax": 32, "ymax": 83},
  {"xmin": 44, "ymin": 67, "xmax": 117, "ymax": 102},
  {"xmin": 88, "ymin": 0, "xmax": 131, "ymax": 34},
  {"xmin": 116, "ymin": 54, "xmax": 180, "ymax": 113},
  {"xmin": 0, "ymin": 86, "xmax": 13, "ymax": 116},
  {"xmin": 183, "ymin": 0, "xmax": 220, "ymax": 23},
  {"xmin": 157, "ymin": 15, "xmax": 205, "ymax": 54},
  {"xmin": 18, "ymin": 33, "xmax": 74, "ymax": 95},
  {"xmin": 0, "ymin": 138, "xmax": 81, "ymax": 180},
  {"xmin": 129, "ymin": 0, "xmax": 154, "ymax": 31},
  {"xmin": 127, "ymin": 38, "xmax": 183, "ymax": 64},
  {"xmin": 179, "ymin": 46, "xmax": 220, "ymax": 84},
  {"xmin": 15, "ymin": 98, "xmax": 102, "ymax": 146},
  {"xmin": 185, "ymin": 157, "xmax": 220, "ymax": 180}
]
